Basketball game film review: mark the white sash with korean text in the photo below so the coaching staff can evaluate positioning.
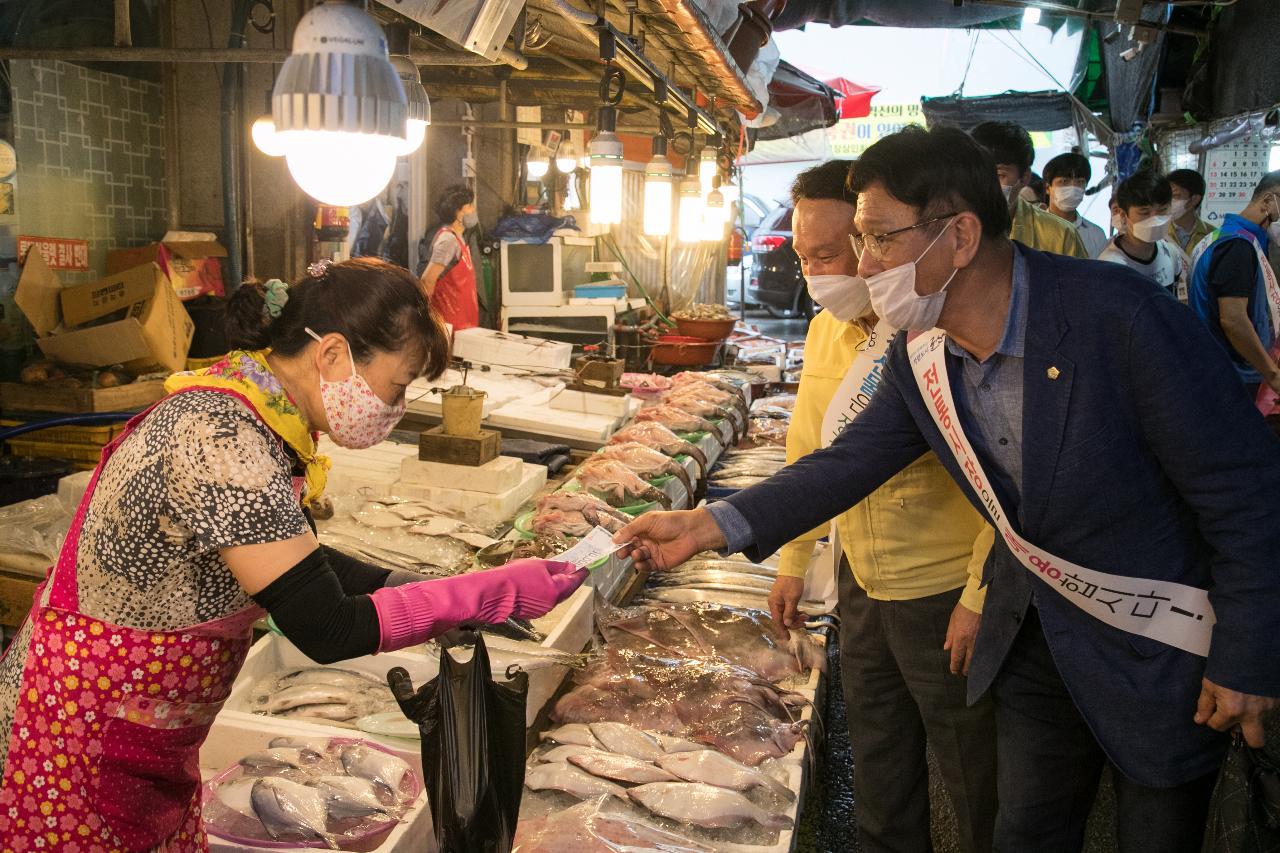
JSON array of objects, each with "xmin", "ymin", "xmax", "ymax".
[
  {"xmin": 906, "ymin": 330, "xmax": 1215, "ymax": 656},
  {"xmin": 803, "ymin": 318, "xmax": 896, "ymax": 609},
  {"xmin": 1190, "ymin": 229, "xmax": 1280, "ymax": 338}
]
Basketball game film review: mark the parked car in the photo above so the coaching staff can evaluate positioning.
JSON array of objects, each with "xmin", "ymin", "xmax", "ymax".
[
  {"xmin": 725, "ymin": 194, "xmax": 770, "ymax": 308},
  {"xmin": 745, "ymin": 201, "xmax": 810, "ymax": 318}
]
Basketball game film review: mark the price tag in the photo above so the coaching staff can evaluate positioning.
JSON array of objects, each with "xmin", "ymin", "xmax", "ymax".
[{"xmin": 552, "ymin": 526, "xmax": 629, "ymax": 569}]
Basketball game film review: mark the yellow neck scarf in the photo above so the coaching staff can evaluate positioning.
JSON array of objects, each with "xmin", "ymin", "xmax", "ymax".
[{"xmin": 165, "ymin": 350, "xmax": 330, "ymax": 506}]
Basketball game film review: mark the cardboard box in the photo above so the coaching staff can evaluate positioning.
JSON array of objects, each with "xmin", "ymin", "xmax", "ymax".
[
  {"xmin": 15, "ymin": 252, "xmax": 194, "ymax": 373},
  {"xmin": 107, "ymin": 236, "xmax": 227, "ymax": 300},
  {"xmin": 0, "ymin": 380, "xmax": 167, "ymax": 414}
]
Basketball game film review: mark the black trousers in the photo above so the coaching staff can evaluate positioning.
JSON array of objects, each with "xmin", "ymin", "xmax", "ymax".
[
  {"xmin": 839, "ymin": 565, "xmax": 998, "ymax": 853},
  {"xmin": 991, "ymin": 608, "xmax": 1217, "ymax": 853}
]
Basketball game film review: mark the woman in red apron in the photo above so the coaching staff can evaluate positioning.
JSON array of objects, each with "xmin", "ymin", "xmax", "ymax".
[
  {"xmin": 419, "ymin": 183, "xmax": 480, "ymax": 330},
  {"xmin": 0, "ymin": 259, "xmax": 585, "ymax": 852}
]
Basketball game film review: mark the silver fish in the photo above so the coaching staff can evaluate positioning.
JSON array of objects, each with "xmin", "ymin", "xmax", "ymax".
[
  {"xmin": 539, "ymin": 744, "xmax": 606, "ymax": 763},
  {"xmin": 263, "ymin": 684, "xmax": 363, "ymax": 714},
  {"xmin": 277, "ymin": 667, "xmax": 384, "ymax": 691},
  {"xmin": 589, "ymin": 722, "xmax": 664, "ymax": 762},
  {"xmin": 251, "ymin": 776, "xmax": 338, "ymax": 848},
  {"xmin": 707, "ymin": 476, "xmax": 772, "ymax": 488},
  {"xmin": 340, "ymin": 744, "xmax": 409, "ymax": 795},
  {"xmin": 655, "ymin": 733, "xmax": 705, "ymax": 754},
  {"xmin": 568, "ymin": 752, "xmax": 679, "ymax": 785},
  {"xmin": 524, "ymin": 762, "xmax": 625, "ymax": 799},
  {"xmin": 268, "ymin": 737, "xmax": 333, "ymax": 753},
  {"xmin": 239, "ymin": 747, "xmax": 322, "ymax": 772},
  {"xmin": 627, "ymin": 781, "xmax": 793, "ymax": 829},
  {"xmin": 278, "ymin": 704, "xmax": 359, "ymax": 723},
  {"xmin": 313, "ymin": 775, "xmax": 391, "ymax": 820},
  {"xmin": 651, "ymin": 571, "xmax": 776, "ymax": 591},
  {"xmin": 656, "ymin": 750, "xmax": 795, "ymax": 801},
  {"xmin": 540, "ymin": 723, "xmax": 603, "ymax": 749}
]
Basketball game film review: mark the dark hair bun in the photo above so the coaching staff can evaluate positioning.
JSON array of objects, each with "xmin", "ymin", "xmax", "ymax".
[{"xmin": 224, "ymin": 280, "xmax": 273, "ymax": 351}]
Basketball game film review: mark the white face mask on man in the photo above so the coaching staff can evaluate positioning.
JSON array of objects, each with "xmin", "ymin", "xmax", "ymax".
[
  {"xmin": 1266, "ymin": 195, "xmax": 1280, "ymax": 244},
  {"xmin": 858, "ymin": 218, "xmax": 959, "ymax": 332},
  {"xmin": 804, "ymin": 274, "xmax": 872, "ymax": 323},
  {"xmin": 1169, "ymin": 199, "xmax": 1189, "ymax": 220},
  {"xmin": 1128, "ymin": 214, "xmax": 1172, "ymax": 244},
  {"xmin": 1051, "ymin": 186, "xmax": 1085, "ymax": 212}
]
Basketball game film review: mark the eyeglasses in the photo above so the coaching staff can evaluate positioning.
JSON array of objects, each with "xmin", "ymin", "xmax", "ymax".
[{"xmin": 850, "ymin": 213, "xmax": 958, "ymax": 262}]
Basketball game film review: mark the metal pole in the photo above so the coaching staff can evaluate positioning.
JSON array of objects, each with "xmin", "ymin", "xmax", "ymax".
[{"xmin": 737, "ymin": 167, "xmax": 746, "ymax": 324}]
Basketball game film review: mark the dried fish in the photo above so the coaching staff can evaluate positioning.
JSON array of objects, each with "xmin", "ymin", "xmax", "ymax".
[
  {"xmin": 627, "ymin": 782, "xmax": 793, "ymax": 830},
  {"xmin": 656, "ymin": 751, "xmax": 794, "ymax": 801},
  {"xmin": 610, "ymin": 421, "xmax": 709, "ymax": 483},
  {"xmin": 533, "ymin": 493, "xmax": 631, "ymax": 537},
  {"xmin": 251, "ymin": 777, "xmax": 338, "ymax": 848},
  {"xmin": 574, "ymin": 457, "xmax": 673, "ymax": 510},
  {"xmin": 597, "ymin": 442, "xmax": 698, "ymax": 506},
  {"xmin": 525, "ymin": 762, "xmax": 625, "ymax": 800},
  {"xmin": 569, "ymin": 752, "xmax": 680, "ymax": 785}
]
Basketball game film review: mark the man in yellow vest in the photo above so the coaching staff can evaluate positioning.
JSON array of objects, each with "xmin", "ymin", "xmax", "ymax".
[
  {"xmin": 971, "ymin": 122, "xmax": 1089, "ymax": 258},
  {"xmin": 1167, "ymin": 168, "xmax": 1215, "ymax": 255},
  {"xmin": 769, "ymin": 159, "xmax": 997, "ymax": 853}
]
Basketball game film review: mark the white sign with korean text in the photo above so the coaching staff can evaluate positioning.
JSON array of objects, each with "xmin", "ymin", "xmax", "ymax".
[{"xmin": 907, "ymin": 330, "xmax": 1215, "ymax": 656}]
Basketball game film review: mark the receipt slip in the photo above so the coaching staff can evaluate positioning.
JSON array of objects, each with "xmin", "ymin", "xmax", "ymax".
[{"xmin": 553, "ymin": 526, "xmax": 630, "ymax": 569}]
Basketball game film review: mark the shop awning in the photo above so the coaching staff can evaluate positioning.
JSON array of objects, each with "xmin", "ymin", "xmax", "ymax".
[
  {"xmin": 755, "ymin": 61, "xmax": 842, "ymax": 142},
  {"xmin": 921, "ymin": 90, "xmax": 1077, "ymax": 132},
  {"xmin": 825, "ymin": 77, "xmax": 880, "ymax": 119},
  {"xmin": 773, "ymin": 0, "xmax": 1017, "ymax": 31}
]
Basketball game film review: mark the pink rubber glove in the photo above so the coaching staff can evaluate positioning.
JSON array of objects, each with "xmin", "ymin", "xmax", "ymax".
[{"xmin": 370, "ymin": 558, "xmax": 587, "ymax": 652}]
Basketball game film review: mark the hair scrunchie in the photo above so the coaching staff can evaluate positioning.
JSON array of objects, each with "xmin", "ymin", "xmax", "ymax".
[{"xmin": 263, "ymin": 278, "xmax": 290, "ymax": 319}]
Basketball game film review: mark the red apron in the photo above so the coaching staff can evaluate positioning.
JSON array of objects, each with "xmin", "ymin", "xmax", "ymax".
[
  {"xmin": 431, "ymin": 227, "xmax": 479, "ymax": 331},
  {"xmin": 0, "ymin": 389, "xmax": 286, "ymax": 852}
]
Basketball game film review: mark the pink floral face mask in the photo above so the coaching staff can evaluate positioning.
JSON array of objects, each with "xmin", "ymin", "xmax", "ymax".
[{"xmin": 306, "ymin": 328, "xmax": 406, "ymax": 449}]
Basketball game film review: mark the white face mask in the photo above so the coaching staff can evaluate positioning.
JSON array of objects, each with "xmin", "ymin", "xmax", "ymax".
[
  {"xmin": 1001, "ymin": 184, "xmax": 1016, "ymax": 203},
  {"xmin": 805, "ymin": 274, "xmax": 871, "ymax": 323},
  {"xmin": 1052, "ymin": 186, "xmax": 1085, "ymax": 212},
  {"xmin": 860, "ymin": 219, "xmax": 959, "ymax": 332},
  {"xmin": 306, "ymin": 328, "xmax": 406, "ymax": 449},
  {"xmin": 1129, "ymin": 214, "xmax": 1171, "ymax": 243},
  {"xmin": 1169, "ymin": 199, "xmax": 1189, "ymax": 220},
  {"xmin": 1267, "ymin": 196, "xmax": 1280, "ymax": 244},
  {"xmin": 1111, "ymin": 212, "xmax": 1126, "ymax": 235}
]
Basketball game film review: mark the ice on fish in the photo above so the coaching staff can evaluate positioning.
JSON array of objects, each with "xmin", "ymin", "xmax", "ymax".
[
  {"xmin": 568, "ymin": 751, "xmax": 679, "ymax": 785},
  {"xmin": 627, "ymin": 782, "xmax": 793, "ymax": 829},
  {"xmin": 313, "ymin": 775, "xmax": 391, "ymax": 820},
  {"xmin": 251, "ymin": 777, "xmax": 338, "ymax": 848},
  {"xmin": 239, "ymin": 747, "xmax": 322, "ymax": 772},
  {"xmin": 589, "ymin": 722, "xmax": 664, "ymax": 762},
  {"xmin": 524, "ymin": 762, "xmax": 625, "ymax": 800},
  {"xmin": 540, "ymin": 723, "xmax": 603, "ymax": 749},
  {"xmin": 656, "ymin": 750, "xmax": 795, "ymax": 801},
  {"xmin": 340, "ymin": 744, "xmax": 409, "ymax": 795}
]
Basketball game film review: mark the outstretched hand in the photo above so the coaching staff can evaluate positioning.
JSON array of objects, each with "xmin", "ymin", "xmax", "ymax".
[{"xmin": 614, "ymin": 508, "xmax": 727, "ymax": 572}]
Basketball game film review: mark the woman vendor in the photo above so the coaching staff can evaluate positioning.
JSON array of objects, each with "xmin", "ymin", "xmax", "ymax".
[{"xmin": 0, "ymin": 258, "xmax": 586, "ymax": 851}]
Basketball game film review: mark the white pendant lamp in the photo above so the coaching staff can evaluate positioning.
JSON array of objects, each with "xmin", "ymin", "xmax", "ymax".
[
  {"xmin": 699, "ymin": 143, "xmax": 719, "ymax": 195},
  {"xmin": 702, "ymin": 186, "xmax": 725, "ymax": 242},
  {"xmin": 642, "ymin": 137, "xmax": 674, "ymax": 237},
  {"xmin": 556, "ymin": 145, "xmax": 578, "ymax": 174},
  {"xmin": 589, "ymin": 106, "xmax": 624, "ymax": 226},
  {"xmin": 527, "ymin": 154, "xmax": 550, "ymax": 179},
  {"xmin": 270, "ymin": 1, "xmax": 408, "ymax": 206},
  {"xmin": 677, "ymin": 174, "xmax": 704, "ymax": 244},
  {"xmin": 251, "ymin": 92, "xmax": 286, "ymax": 157}
]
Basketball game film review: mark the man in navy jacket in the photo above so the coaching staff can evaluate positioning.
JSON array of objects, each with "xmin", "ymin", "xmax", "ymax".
[{"xmin": 618, "ymin": 126, "xmax": 1280, "ymax": 853}]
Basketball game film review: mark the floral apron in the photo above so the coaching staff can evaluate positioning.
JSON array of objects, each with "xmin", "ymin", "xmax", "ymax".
[{"xmin": 0, "ymin": 388, "xmax": 294, "ymax": 852}]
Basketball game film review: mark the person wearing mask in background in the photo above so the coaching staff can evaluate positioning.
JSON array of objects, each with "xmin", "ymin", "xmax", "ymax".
[
  {"xmin": 1019, "ymin": 172, "xmax": 1047, "ymax": 209},
  {"xmin": 1109, "ymin": 195, "xmax": 1125, "ymax": 235},
  {"xmin": 0, "ymin": 259, "xmax": 587, "ymax": 849},
  {"xmin": 1168, "ymin": 168, "xmax": 1214, "ymax": 254},
  {"xmin": 781, "ymin": 159, "xmax": 997, "ymax": 853},
  {"xmin": 1188, "ymin": 171, "xmax": 1280, "ymax": 401},
  {"xmin": 970, "ymin": 121, "xmax": 1089, "ymax": 259},
  {"xmin": 419, "ymin": 183, "xmax": 480, "ymax": 331},
  {"xmin": 615, "ymin": 125, "xmax": 1280, "ymax": 853},
  {"xmin": 1043, "ymin": 152, "xmax": 1108, "ymax": 258},
  {"xmin": 1099, "ymin": 170, "xmax": 1187, "ymax": 299}
]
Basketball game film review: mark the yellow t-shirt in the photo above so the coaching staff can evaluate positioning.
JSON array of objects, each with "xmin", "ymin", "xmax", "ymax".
[{"xmin": 1010, "ymin": 198, "xmax": 1090, "ymax": 258}]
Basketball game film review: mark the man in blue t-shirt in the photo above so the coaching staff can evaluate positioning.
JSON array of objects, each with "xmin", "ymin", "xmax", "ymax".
[{"xmin": 1188, "ymin": 171, "xmax": 1280, "ymax": 401}]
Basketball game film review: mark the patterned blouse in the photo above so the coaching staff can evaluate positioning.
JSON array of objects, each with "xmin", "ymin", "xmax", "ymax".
[{"xmin": 0, "ymin": 390, "xmax": 309, "ymax": 770}]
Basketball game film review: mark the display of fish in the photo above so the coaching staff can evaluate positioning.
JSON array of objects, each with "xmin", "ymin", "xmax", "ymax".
[
  {"xmin": 524, "ymin": 762, "xmax": 626, "ymax": 799},
  {"xmin": 538, "ymin": 744, "xmax": 606, "ymax": 763},
  {"xmin": 573, "ymin": 457, "xmax": 673, "ymax": 510},
  {"xmin": 665, "ymin": 383, "xmax": 748, "ymax": 432},
  {"xmin": 251, "ymin": 667, "xmax": 398, "ymax": 725},
  {"xmin": 512, "ymin": 796, "xmax": 716, "ymax": 853},
  {"xmin": 656, "ymin": 750, "xmax": 795, "ymax": 801},
  {"xmin": 634, "ymin": 405, "xmax": 720, "ymax": 444},
  {"xmin": 739, "ymin": 416, "xmax": 788, "ymax": 448},
  {"xmin": 276, "ymin": 668, "xmax": 385, "ymax": 691},
  {"xmin": 609, "ymin": 421, "xmax": 709, "ymax": 483},
  {"xmin": 540, "ymin": 722, "xmax": 604, "ymax": 749},
  {"xmin": 407, "ymin": 515, "xmax": 498, "ymax": 549},
  {"xmin": 263, "ymin": 684, "xmax": 366, "ymax": 715},
  {"xmin": 215, "ymin": 778, "xmax": 259, "ymax": 817},
  {"xmin": 589, "ymin": 721, "xmax": 665, "ymax": 761},
  {"xmin": 627, "ymin": 782, "xmax": 793, "ymax": 830},
  {"xmin": 340, "ymin": 744, "xmax": 409, "ymax": 795},
  {"xmin": 312, "ymin": 775, "xmax": 390, "ymax": 820},
  {"xmin": 596, "ymin": 442, "xmax": 698, "ymax": 506},
  {"xmin": 251, "ymin": 777, "xmax": 338, "ymax": 848},
  {"xmin": 239, "ymin": 747, "xmax": 323, "ymax": 772},
  {"xmin": 568, "ymin": 751, "xmax": 679, "ymax": 785},
  {"xmin": 532, "ymin": 493, "xmax": 631, "ymax": 537},
  {"xmin": 661, "ymin": 392, "xmax": 743, "ymax": 444},
  {"xmin": 650, "ymin": 571, "xmax": 777, "ymax": 592}
]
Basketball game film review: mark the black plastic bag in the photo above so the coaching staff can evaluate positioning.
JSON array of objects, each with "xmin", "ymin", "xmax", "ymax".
[
  {"xmin": 388, "ymin": 633, "xmax": 528, "ymax": 853},
  {"xmin": 1203, "ymin": 732, "xmax": 1280, "ymax": 853}
]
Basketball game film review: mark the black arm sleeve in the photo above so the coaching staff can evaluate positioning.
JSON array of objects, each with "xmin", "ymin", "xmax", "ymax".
[
  {"xmin": 305, "ymin": 509, "xmax": 423, "ymax": 593},
  {"xmin": 1208, "ymin": 240, "xmax": 1260, "ymax": 300},
  {"xmin": 251, "ymin": 548, "xmax": 381, "ymax": 664}
]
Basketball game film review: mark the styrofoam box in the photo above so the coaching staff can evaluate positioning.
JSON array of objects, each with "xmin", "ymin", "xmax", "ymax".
[
  {"xmin": 487, "ymin": 403, "xmax": 621, "ymax": 443},
  {"xmin": 200, "ymin": 714, "xmax": 434, "ymax": 853},
  {"xmin": 395, "ymin": 462, "xmax": 547, "ymax": 529},
  {"xmin": 400, "ymin": 455, "xmax": 524, "ymax": 495},
  {"xmin": 548, "ymin": 388, "xmax": 633, "ymax": 418},
  {"xmin": 451, "ymin": 327, "xmax": 573, "ymax": 370}
]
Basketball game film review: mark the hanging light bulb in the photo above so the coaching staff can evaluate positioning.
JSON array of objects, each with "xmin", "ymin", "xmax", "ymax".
[
  {"xmin": 699, "ymin": 143, "xmax": 719, "ymax": 195},
  {"xmin": 643, "ymin": 137, "xmax": 674, "ymax": 237},
  {"xmin": 556, "ymin": 145, "xmax": 578, "ymax": 174},
  {"xmin": 271, "ymin": 1, "xmax": 408, "ymax": 206},
  {"xmin": 677, "ymin": 175, "xmax": 704, "ymax": 244},
  {"xmin": 251, "ymin": 91, "xmax": 285, "ymax": 157},
  {"xmin": 702, "ymin": 187, "xmax": 725, "ymax": 242},
  {"xmin": 589, "ymin": 106, "xmax": 624, "ymax": 226},
  {"xmin": 527, "ymin": 154, "xmax": 550, "ymax": 179}
]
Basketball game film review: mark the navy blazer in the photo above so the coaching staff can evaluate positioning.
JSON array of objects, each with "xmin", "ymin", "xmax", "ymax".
[{"xmin": 725, "ymin": 245, "xmax": 1280, "ymax": 787}]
